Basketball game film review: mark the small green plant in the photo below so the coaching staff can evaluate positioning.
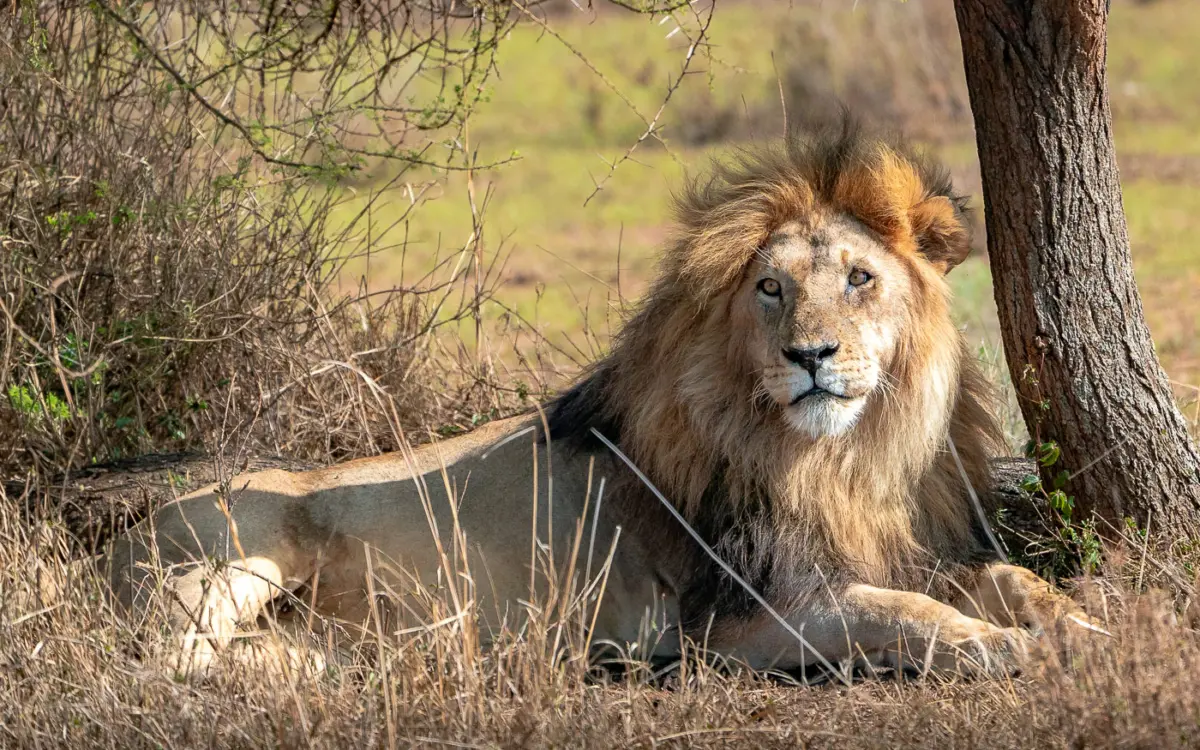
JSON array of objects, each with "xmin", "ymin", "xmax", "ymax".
[
  {"xmin": 166, "ymin": 470, "xmax": 190, "ymax": 491},
  {"xmin": 1017, "ymin": 360, "xmax": 1103, "ymax": 578},
  {"xmin": 470, "ymin": 408, "xmax": 499, "ymax": 427},
  {"xmin": 45, "ymin": 209, "xmax": 97, "ymax": 237},
  {"xmin": 1019, "ymin": 439, "xmax": 1102, "ymax": 577},
  {"xmin": 6, "ymin": 383, "xmax": 71, "ymax": 424}
]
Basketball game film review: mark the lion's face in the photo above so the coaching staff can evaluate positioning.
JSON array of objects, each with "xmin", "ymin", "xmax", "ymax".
[{"xmin": 736, "ymin": 214, "xmax": 918, "ymax": 438}]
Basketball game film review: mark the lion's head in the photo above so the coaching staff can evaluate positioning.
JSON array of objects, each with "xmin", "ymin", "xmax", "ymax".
[
  {"xmin": 549, "ymin": 120, "xmax": 1002, "ymax": 587},
  {"xmin": 735, "ymin": 211, "xmax": 946, "ymax": 438}
]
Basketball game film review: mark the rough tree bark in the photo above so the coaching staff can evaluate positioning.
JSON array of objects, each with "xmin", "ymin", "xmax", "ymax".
[{"xmin": 953, "ymin": 0, "xmax": 1200, "ymax": 536}]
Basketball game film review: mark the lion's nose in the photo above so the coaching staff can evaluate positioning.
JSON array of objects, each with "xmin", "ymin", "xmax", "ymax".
[{"xmin": 783, "ymin": 341, "xmax": 839, "ymax": 374}]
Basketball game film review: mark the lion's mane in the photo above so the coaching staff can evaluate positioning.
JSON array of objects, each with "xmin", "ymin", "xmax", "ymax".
[{"xmin": 546, "ymin": 121, "xmax": 1005, "ymax": 629}]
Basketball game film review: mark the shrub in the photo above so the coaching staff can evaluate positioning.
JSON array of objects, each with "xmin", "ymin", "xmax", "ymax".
[{"xmin": 0, "ymin": 0, "xmax": 532, "ymax": 484}]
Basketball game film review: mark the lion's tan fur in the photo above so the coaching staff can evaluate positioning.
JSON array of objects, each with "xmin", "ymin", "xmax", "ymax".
[{"xmin": 98, "ymin": 123, "xmax": 1099, "ymax": 678}]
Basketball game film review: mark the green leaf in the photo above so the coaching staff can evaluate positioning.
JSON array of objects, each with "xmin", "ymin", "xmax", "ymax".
[
  {"xmin": 1037, "ymin": 441, "xmax": 1061, "ymax": 467},
  {"xmin": 1019, "ymin": 474, "xmax": 1042, "ymax": 494},
  {"xmin": 1052, "ymin": 470, "xmax": 1070, "ymax": 490},
  {"xmin": 1048, "ymin": 489, "xmax": 1074, "ymax": 516},
  {"xmin": 44, "ymin": 393, "xmax": 70, "ymax": 421},
  {"xmin": 7, "ymin": 384, "xmax": 36, "ymax": 415}
]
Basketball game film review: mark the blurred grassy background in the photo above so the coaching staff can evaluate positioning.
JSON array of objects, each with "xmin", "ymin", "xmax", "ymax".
[{"xmin": 329, "ymin": 0, "xmax": 1200, "ymax": 389}]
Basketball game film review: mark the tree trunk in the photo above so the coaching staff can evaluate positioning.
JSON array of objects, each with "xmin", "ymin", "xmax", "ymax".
[{"xmin": 953, "ymin": 0, "xmax": 1200, "ymax": 535}]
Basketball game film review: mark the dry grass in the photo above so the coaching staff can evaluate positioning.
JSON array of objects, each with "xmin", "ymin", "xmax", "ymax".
[
  {"xmin": 3, "ymin": 486, "xmax": 1200, "ymax": 749},
  {"xmin": 5, "ymin": 1, "xmax": 1200, "ymax": 748}
]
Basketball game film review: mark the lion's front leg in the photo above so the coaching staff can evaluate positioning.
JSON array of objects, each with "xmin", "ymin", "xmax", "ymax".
[
  {"xmin": 950, "ymin": 562, "xmax": 1109, "ymax": 636},
  {"xmin": 825, "ymin": 584, "xmax": 1034, "ymax": 677},
  {"xmin": 733, "ymin": 583, "xmax": 1033, "ymax": 677}
]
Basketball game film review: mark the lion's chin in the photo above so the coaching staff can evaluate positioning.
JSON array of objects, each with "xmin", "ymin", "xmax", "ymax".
[{"xmin": 784, "ymin": 394, "xmax": 866, "ymax": 438}]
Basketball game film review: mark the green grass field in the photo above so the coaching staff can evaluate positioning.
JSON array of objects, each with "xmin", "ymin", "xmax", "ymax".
[{"xmin": 328, "ymin": 0, "xmax": 1200, "ymax": 388}]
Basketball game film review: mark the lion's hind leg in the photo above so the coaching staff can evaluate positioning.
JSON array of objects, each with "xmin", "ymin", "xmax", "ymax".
[
  {"xmin": 951, "ymin": 562, "xmax": 1110, "ymax": 636},
  {"xmin": 159, "ymin": 556, "xmax": 295, "ymax": 676},
  {"xmin": 106, "ymin": 477, "xmax": 332, "ymax": 678},
  {"xmin": 122, "ymin": 551, "xmax": 315, "ymax": 678}
]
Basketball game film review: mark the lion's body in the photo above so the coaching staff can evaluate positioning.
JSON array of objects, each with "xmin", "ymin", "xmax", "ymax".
[
  {"xmin": 107, "ymin": 414, "xmax": 672, "ymax": 660},
  {"xmin": 101, "ymin": 122, "xmax": 1103, "ymax": 677}
]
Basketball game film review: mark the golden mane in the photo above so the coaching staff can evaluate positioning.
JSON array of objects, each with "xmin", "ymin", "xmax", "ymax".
[{"xmin": 547, "ymin": 122, "xmax": 1005, "ymax": 599}]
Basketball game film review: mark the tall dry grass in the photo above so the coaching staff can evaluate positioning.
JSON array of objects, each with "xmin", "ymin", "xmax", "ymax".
[{"xmin": 4, "ymin": 502, "xmax": 1200, "ymax": 748}]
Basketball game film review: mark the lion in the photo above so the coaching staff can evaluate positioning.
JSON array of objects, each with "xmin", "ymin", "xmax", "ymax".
[{"xmin": 98, "ymin": 121, "xmax": 1104, "ymax": 679}]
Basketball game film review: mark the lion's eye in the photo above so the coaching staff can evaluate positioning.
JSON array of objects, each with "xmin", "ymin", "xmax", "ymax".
[
  {"xmin": 757, "ymin": 278, "xmax": 782, "ymax": 297},
  {"xmin": 848, "ymin": 268, "xmax": 873, "ymax": 288}
]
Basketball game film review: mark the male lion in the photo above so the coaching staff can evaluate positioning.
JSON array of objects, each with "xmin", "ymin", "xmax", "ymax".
[{"xmin": 100, "ymin": 124, "xmax": 1102, "ymax": 678}]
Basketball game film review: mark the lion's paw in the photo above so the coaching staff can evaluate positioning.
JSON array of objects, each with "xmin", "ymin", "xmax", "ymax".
[
  {"xmin": 924, "ymin": 619, "xmax": 1034, "ymax": 679},
  {"xmin": 156, "ymin": 634, "xmax": 219, "ymax": 681},
  {"xmin": 949, "ymin": 624, "xmax": 1033, "ymax": 677},
  {"xmin": 158, "ymin": 634, "xmax": 336, "ymax": 682}
]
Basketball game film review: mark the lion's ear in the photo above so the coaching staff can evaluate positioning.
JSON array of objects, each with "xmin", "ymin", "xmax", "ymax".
[{"xmin": 909, "ymin": 195, "xmax": 971, "ymax": 274}]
